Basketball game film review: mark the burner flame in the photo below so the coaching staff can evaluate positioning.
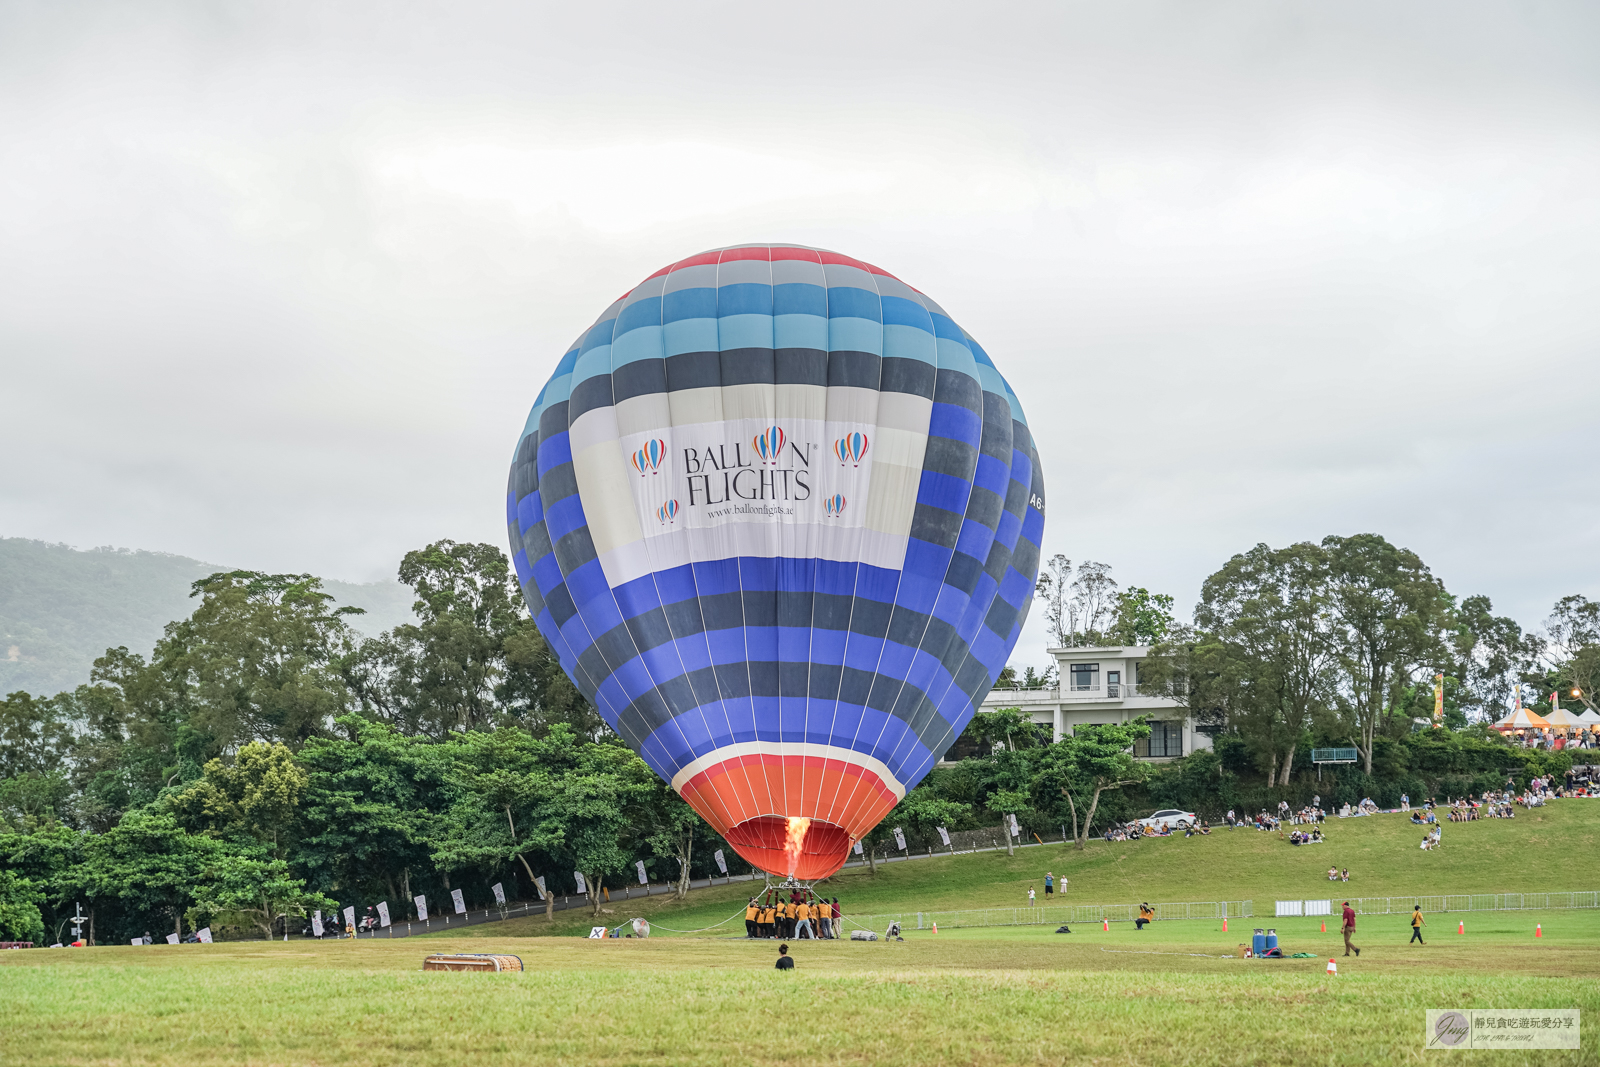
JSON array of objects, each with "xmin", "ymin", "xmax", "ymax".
[{"xmin": 783, "ymin": 816, "xmax": 812, "ymax": 877}]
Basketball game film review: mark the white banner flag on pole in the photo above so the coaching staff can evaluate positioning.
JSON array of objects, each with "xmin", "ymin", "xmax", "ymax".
[
  {"xmin": 713, "ymin": 849, "xmax": 728, "ymax": 875},
  {"xmin": 166, "ymin": 933, "xmax": 179, "ymax": 945},
  {"xmin": 573, "ymin": 872, "xmax": 588, "ymax": 894},
  {"xmin": 892, "ymin": 827, "xmax": 906, "ymax": 851},
  {"xmin": 937, "ymin": 826, "xmax": 950, "ymax": 847},
  {"xmin": 377, "ymin": 901, "xmax": 391, "ymax": 927},
  {"xmin": 451, "ymin": 889, "xmax": 466, "ymax": 914},
  {"xmin": 533, "ymin": 876, "xmax": 547, "ymax": 900},
  {"xmin": 196, "ymin": 927, "xmax": 213, "ymax": 944},
  {"xmin": 853, "ymin": 840, "xmax": 863, "ymax": 855},
  {"xmin": 636, "ymin": 860, "xmax": 648, "ymax": 885},
  {"xmin": 311, "ymin": 910, "xmax": 324, "ymax": 937},
  {"xmin": 1008, "ymin": 813, "xmax": 1020, "ymax": 837},
  {"xmin": 414, "ymin": 895, "xmax": 428, "ymax": 921},
  {"xmin": 342, "ymin": 906, "xmax": 355, "ymax": 931},
  {"xmin": 491, "ymin": 882, "xmax": 506, "ymax": 906}
]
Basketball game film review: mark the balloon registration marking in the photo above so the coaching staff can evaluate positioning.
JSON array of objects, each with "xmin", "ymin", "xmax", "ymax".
[
  {"xmin": 505, "ymin": 244, "xmax": 1043, "ymax": 882},
  {"xmin": 631, "ymin": 438, "xmax": 666, "ymax": 476},
  {"xmin": 833, "ymin": 432, "xmax": 869, "ymax": 467},
  {"xmin": 752, "ymin": 426, "xmax": 786, "ymax": 465}
]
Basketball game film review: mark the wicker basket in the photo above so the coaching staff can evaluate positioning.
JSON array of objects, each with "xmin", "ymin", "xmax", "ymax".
[{"xmin": 422, "ymin": 953, "xmax": 524, "ymax": 972}]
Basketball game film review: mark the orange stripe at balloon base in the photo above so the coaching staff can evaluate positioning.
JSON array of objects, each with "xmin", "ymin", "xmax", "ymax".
[
  {"xmin": 724, "ymin": 816, "xmax": 853, "ymax": 881},
  {"xmin": 675, "ymin": 751, "xmax": 902, "ymax": 880}
]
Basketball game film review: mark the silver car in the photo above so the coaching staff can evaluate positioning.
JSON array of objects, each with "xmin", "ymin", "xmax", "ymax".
[{"xmin": 1140, "ymin": 808, "xmax": 1197, "ymax": 831}]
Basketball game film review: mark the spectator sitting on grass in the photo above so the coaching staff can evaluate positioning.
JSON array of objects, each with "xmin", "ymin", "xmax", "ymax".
[
  {"xmin": 774, "ymin": 944, "xmax": 794, "ymax": 970},
  {"xmin": 1327, "ymin": 866, "xmax": 1339, "ymax": 881}
]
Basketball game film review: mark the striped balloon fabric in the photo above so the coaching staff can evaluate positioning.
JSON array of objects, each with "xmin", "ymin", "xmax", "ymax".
[{"xmin": 506, "ymin": 244, "xmax": 1044, "ymax": 879}]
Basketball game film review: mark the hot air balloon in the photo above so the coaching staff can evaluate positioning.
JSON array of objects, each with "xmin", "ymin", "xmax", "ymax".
[{"xmin": 506, "ymin": 244, "xmax": 1044, "ymax": 881}]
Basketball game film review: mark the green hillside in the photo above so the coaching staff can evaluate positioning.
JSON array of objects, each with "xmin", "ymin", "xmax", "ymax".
[
  {"xmin": 0, "ymin": 538, "xmax": 415, "ymax": 695},
  {"xmin": 438, "ymin": 800, "xmax": 1600, "ymax": 938}
]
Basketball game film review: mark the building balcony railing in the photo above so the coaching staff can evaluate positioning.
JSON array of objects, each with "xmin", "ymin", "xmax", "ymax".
[{"xmin": 989, "ymin": 683, "xmax": 1152, "ymax": 703}]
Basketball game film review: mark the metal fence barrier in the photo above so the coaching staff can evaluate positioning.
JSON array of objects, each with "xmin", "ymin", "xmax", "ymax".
[
  {"xmin": 851, "ymin": 891, "xmax": 1600, "ymax": 933},
  {"xmin": 1348, "ymin": 892, "xmax": 1600, "ymax": 916},
  {"xmin": 847, "ymin": 900, "xmax": 1253, "ymax": 931}
]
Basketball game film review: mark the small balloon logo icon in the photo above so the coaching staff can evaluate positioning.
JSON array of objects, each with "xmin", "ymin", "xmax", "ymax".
[
  {"xmin": 752, "ymin": 426, "xmax": 786, "ymax": 465},
  {"xmin": 632, "ymin": 438, "xmax": 666, "ymax": 475},
  {"xmin": 833, "ymin": 432, "xmax": 869, "ymax": 467},
  {"xmin": 657, "ymin": 499, "xmax": 679, "ymax": 525},
  {"xmin": 825, "ymin": 494, "xmax": 847, "ymax": 518}
]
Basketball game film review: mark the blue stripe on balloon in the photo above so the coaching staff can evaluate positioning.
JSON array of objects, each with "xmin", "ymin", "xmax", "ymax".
[
  {"xmin": 772, "ymin": 313, "xmax": 829, "ymax": 351},
  {"xmin": 824, "ymin": 286, "xmax": 882, "ymax": 322},
  {"xmin": 614, "ymin": 296, "xmax": 663, "ymax": 338},
  {"xmin": 971, "ymin": 452, "xmax": 1010, "ymax": 497},
  {"xmin": 663, "ymin": 287, "xmax": 716, "ymax": 323},
  {"xmin": 927, "ymin": 402, "xmax": 982, "ymax": 446},
  {"xmin": 715, "ymin": 314, "xmax": 775, "ymax": 351},
  {"xmin": 639, "ymin": 700, "xmax": 933, "ymax": 785},
  {"xmin": 535, "ymin": 430, "xmax": 571, "ymax": 478},
  {"xmin": 879, "ymin": 294, "xmax": 935, "ymax": 332},
  {"xmin": 827, "ymin": 317, "xmax": 883, "ymax": 355},
  {"xmin": 714, "ymin": 282, "xmax": 773, "ymax": 318},
  {"xmin": 771, "ymin": 282, "xmax": 827, "ymax": 317},
  {"xmin": 611, "ymin": 323, "xmax": 663, "ymax": 366},
  {"xmin": 541, "ymin": 493, "xmax": 588, "ymax": 543},
  {"xmin": 916, "ymin": 469, "xmax": 972, "ymax": 513},
  {"xmin": 926, "ymin": 312, "xmax": 967, "ymax": 344},
  {"xmin": 663, "ymin": 316, "xmax": 719, "ymax": 356},
  {"xmin": 882, "ymin": 323, "xmax": 938, "ymax": 365}
]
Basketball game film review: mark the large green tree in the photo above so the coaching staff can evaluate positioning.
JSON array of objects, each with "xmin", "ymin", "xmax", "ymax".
[
  {"xmin": 1179, "ymin": 542, "xmax": 1339, "ymax": 786},
  {"xmin": 1323, "ymin": 534, "xmax": 1454, "ymax": 774},
  {"xmin": 154, "ymin": 571, "xmax": 362, "ymax": 752},
  {"xmin": 1033, "ymin": 720, "xmax": 1152, "ymax": 850}
]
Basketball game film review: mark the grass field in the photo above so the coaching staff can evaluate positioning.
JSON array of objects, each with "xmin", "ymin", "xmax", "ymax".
[
  {"xmin": 444, "ymin": 798, "xmax": 1600, "ymax": 938},
  {"xmin": 4, "ymin": 801, "xmax": 1598, "ymax": 1066}
]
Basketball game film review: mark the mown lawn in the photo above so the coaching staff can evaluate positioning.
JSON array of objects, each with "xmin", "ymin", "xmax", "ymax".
[
  {"xmin": 4, "ymin": 919, "xmax": 1595, "ymax": 1066},
  {"xmin": 6, "ymin": 801, "xmax": 1596, "ymax": 1066}
]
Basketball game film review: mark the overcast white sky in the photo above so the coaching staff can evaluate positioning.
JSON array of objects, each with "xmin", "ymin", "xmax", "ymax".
[{"xmin": 2, "ymin": 1, "xmax": 1596, "ymax": 670}]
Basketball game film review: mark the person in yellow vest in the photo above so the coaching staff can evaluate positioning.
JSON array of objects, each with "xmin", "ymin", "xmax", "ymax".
[
  {"xmin": 795, "ymin": 899, "xmax": 815, "ymax": 939},
  {"xmin": 1136, "ymin": 903, "xmax": 1154, "ymax": 930},
  {"xmin": 1409, "ymin": 904, "xmax": 1426, "ymax": 944},
  {"xmin": 745, "ymin": 899, "xmax": 759, "ymax": 939},
  {"xmin": 761, "ymin": 902, "xmax": 775, "ymax": 939}
]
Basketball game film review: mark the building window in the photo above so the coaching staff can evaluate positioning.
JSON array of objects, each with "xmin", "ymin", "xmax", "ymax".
[
  {"xmin": 1069, "ymin": 663, "xmax": 1099, "ymax": 691},
  {"xmin": 1136, "ymin": 721, "xmax": 1185, "ymax": 758}
]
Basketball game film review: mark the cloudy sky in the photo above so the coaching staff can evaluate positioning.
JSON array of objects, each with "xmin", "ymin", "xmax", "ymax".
[{"xmin": 2, "ymin": 1, "xmax": 1596, "ymax": 669}]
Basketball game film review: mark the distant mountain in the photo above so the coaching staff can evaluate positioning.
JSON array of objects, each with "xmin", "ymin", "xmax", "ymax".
[{"xmin": 0, "ymin": 538, "xmax": 416, "ymax": 697}]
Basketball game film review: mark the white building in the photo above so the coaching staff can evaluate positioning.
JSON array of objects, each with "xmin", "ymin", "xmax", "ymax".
[{"xmin": 961, "ymin": 644, "xmax": 1213, "ymax": 762}]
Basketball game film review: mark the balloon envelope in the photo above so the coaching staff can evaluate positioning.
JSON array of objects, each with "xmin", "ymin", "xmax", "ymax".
[{"xmin": 507, "ymin": 244, "xmax": 1044, "ymax": 878}]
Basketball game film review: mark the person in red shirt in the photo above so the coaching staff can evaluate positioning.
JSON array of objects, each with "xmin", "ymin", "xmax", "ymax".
[{"xmin": 1341, "ymin": 901, "xmax": 1360, "ymax": 957}]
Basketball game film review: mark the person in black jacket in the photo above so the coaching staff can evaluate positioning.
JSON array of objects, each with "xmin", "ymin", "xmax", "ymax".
[{"xmin": 774, "ymin": 944, "xmax": 794, "ymax": 970}]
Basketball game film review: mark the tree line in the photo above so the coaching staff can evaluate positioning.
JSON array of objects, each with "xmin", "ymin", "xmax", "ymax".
[{"xmin": 1, "ymin": 533, "xmax": 1592, "ymax": 944}]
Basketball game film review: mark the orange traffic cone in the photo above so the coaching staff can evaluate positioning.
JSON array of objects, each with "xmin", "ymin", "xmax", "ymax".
[
  {"xmin": 1458, "ymin": 921, "xmax": 1464, "ymax": 935},
  {"xmin": 1320, "ymin": 921, "xmax": 1326, "ymax": 933},
  {"xmin": 1326, "ymin": 958, "xmax": 1338, "ymax": 975},
  {"xmin": 1102, "ymin": 919, "xmax": 1109, "ymax": 931},
  {"xmin": 1222, "ymin": 919, "xmax": 1227, "ymax": 933},
  {"xmin": 1536, "ymin": 924, "xmax": 1542, "ymax": 938},
  {"xmin": 931, "ymin": 922, "xmax": 938, "ymax": 933}
]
